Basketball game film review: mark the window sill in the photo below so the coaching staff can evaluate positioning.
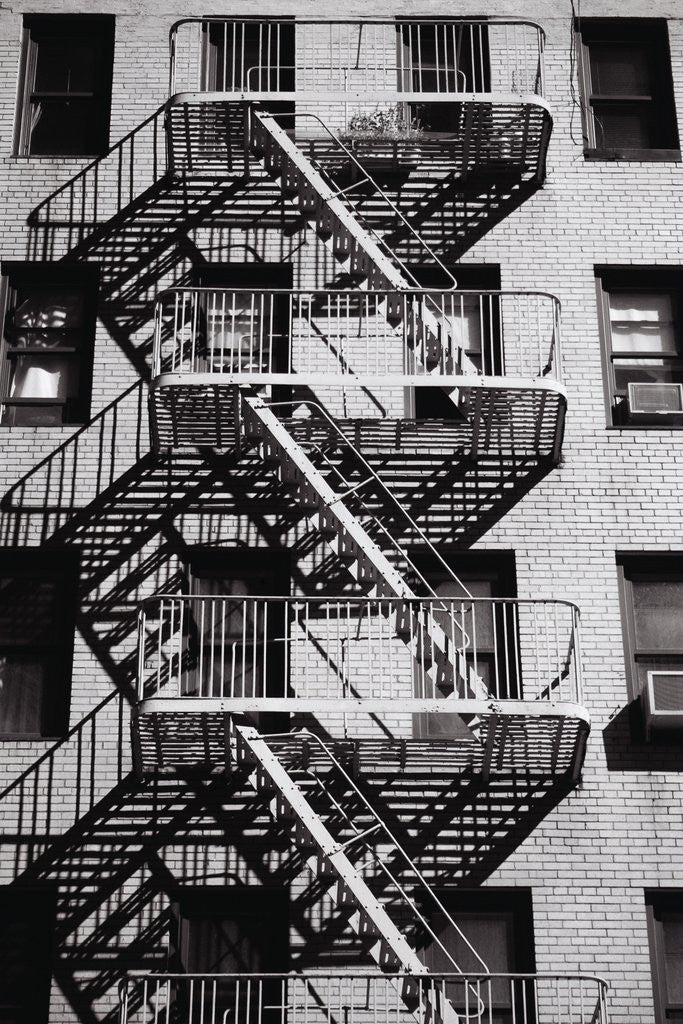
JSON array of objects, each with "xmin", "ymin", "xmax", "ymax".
[
  {"xmin": 9, "ymin": 153, "xmax": 105, "ymax": 162},
  {"xmin": 606, "ymin": 423, "xmax": 683, "ymax": 431},
  {"xmin": 0, "ymin": 734, "xmax": 66, "ymax": 742},
  {"xmin": 585, "ymin": 147, "xmax": 681, "ymax": 162}
]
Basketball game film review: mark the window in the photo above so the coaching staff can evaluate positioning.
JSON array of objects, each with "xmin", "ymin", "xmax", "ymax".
[
  {"xmin": 0, "ymin": 550, "xmax": 78, "ymax": 738},
  {"xmin": 410, "ymin": 265, "xmax": 502, "ymax": 419},
  {"xmin": 617, "ymin": 555, "xmax": 683, "ymax": 705},
  {"xmin": 184, "ymin": 549, "xmax": 290, "ymax": 732},
  {"xmin": 15, "ymin": 15, "xmax": 114, "ymax": 157},
  {"xmin": 0, "ymin": 887, "xmax": 56, "ymax": 1024},
  {"xmin": 596, "ymin": 269, "xmax": 683, "ymax": 426},
  {"xmin": 0, "ymin": 264, "xmax": 98, "ymax": 427},
  {"xmin": 410, "ymin": 550, "xmax": 518, "ymax": 738},
  {"xmin": 398, "ymin": 20, "xmax": 490, "ymax": 133},
  {"xmin": 577, "ymin": 20, "xmax": 679, "ymax": 158},
  {"xmin": 174, "ymin": 888, "xmax": 289, "ymax": 1023},
  {"xmin": 423, "ymin": 890, "xmax": 535, "ymax": 1024},
  {"xmin": 646, "ymin": 892, "xmax": 683, "ymax": 1022}
]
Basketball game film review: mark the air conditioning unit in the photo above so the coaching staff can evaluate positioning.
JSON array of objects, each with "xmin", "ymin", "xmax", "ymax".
[
  {"xmin": 628, "ymin": 382, "xmax": 683, "ymax": 417},
  {"xmin": 644, "ymin": 670, "xmax": 683, "ymax": 737}
]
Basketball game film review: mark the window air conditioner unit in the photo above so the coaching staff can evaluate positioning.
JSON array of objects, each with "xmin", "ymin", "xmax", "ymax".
[
  {"xmin": 627, "ymin": 382, "xmax": 683, "ymax": 417},
  {"xmin": 644, "ymin": 670, "xmax": 683, "ymax": 738}
]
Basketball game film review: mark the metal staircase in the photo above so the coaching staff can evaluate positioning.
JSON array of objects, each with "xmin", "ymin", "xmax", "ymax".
[
  {"xmin": 249, "ymin": 109, "xmax": 479, "ymax": 393},
  {"xmin": 240, "ymin": 392, "xmax": 490, "ymax": 721},
  {"xmin": 232, "ymin": 721, "xmax": 487, "ymax": 1021}
]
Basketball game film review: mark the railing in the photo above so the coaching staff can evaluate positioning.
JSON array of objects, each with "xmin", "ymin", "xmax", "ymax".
[
  {"xmin": 153, "ymin": 289, "xmax": 562, "ymax": 384},
  {"xmin": 169, "ymin": 19, "xmax": 546, "ymax": 99},
  {"xmin": 119, "ymin": 972, "xmax": 609, "ymax": 1024},
  {"xmin": 137, "ymin": 596, "xmax": 583, "ymax": 709}
]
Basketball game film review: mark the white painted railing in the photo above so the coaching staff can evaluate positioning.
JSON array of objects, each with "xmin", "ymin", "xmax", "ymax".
[
  {"xmin": 119, "ymin": 971, "xmax": 609, "ymax": 1024},
  {"xmin": 169, "ymin": 19, "xmax": 546, "ymax": 98},
  {"xmin": 152, "ymin": 289, "xmax": 562, "ymax": 384},
  {"xmin": 137, "ymin": 596, "xmax": 583, "ymax": 709}
]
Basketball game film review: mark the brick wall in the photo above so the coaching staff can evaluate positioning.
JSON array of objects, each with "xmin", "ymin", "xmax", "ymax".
[{"xmin": 0, "ymin": 2, "xmax": 682, "ymax": 1022}]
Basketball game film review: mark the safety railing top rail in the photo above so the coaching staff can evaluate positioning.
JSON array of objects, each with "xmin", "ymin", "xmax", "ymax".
[
  {"xmin": 118, "ymin": 971, "xmax": 609, "ymax": 1024},
  {"xmin": 169, "ymin": 19, "xmax": 546, "ymax": 98},
  {"xmin": 137, "ymin": 594, "xmax": 584, "ymax": 708},
  {"xmin": 153, "ymin": 288, "xmax": 562, "ymax": 384}
]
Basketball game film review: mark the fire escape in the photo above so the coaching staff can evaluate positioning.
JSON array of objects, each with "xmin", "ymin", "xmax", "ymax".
[{"xmin": 123, "ymin": 18, "xmax": 607, "ymax": 1024}]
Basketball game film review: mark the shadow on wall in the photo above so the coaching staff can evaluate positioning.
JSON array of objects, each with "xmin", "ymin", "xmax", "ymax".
[{"xmin": 602, "ymin": 698, "xmax": 683, "ymax": 771}]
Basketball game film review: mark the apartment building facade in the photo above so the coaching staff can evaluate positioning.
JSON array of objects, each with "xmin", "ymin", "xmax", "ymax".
[{"xmin": 0, "ymin": 2, "xmax": 682, "ymax": 1022}]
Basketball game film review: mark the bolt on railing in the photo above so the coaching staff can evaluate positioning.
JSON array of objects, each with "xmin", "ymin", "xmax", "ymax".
[
  {"xmin": 137, "ymin": 595, "xmax": 583, "ymax": 708},
  {"xmin": 153, "ymin": 289, "xmax": 562, "ymax": 384},
  {"xmin": 119, "ymin": 971, "xmax": 609, "ymax": 1024},
  {"xmin": 169, "ymin": 19, "xmax": 546, "ymax": 98}
]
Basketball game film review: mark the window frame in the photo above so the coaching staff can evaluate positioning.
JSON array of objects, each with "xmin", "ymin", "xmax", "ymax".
[
  {"xmin": 616, "ymin": 553, "xmax": 683, "ymax": 704},
  {"xmin": 0, "ymin": 262, "xmax": 99, "ymax": 428},
  {"xmin": 422, "ymin": 888, "xmax": 536, "ymax": 1024},
  {"xmin": 595, "ymin": 267, "xmax": 683, "ymax": 428},
  {"xmin": 0, "ymin": 548, "xmax": 79, "ymax": 740},
  {"xmin": 646, "ymin": 891, "xmax": 683, "ymax": 1023},
  {"xmin": 14, "ymin": 14, "xmax": 115, "ymax": 158},
  {"xmin": 576, "ymin": 18, "xmax": 680, "ymax": 161}
]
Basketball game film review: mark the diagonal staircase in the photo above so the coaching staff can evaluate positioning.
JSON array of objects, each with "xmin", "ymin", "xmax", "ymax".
[
  {"xmin": 248, "ymin": 109, "xmax": 480, "ymax": 394},
  {"xmin": 232, "ymin": 720, "xmax": 487, "ymax": 1022},
  {"xmin": 240, "ymin": 391, "xmax": 491, "ymax": 727}
]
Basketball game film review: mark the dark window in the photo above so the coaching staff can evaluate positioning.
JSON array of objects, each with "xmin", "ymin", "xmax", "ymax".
[
  {"xmin": 577, "ymin": 20, "xmax": 679, "ymax": 157},
  {"xmin": 174, "ymin": 888, "xmax": 289, "ymax": 1024},
  {"xmin": 185, "ymin": 549, "xmax": 291, "ymax": 732},
  {"xmin": 16, "ymin": 16, "xmax": 114, "ymax": 157},
  {"xmin": 0, "ymin": 550, "xmax": 78, "ymax": 738},
  {"xmin": 411, "ymin": 265, "xmax": 502, "ymax": 419},
  {"xmin": 646, "ymin": 892, "xmax": 683, "ymax": 1022},
  {"xmin": 398, "ymin": 21, "xmax": 491, "ymax": 133},
  {"xmin": 596, "ymin": 268, "xmax": 683, "ymax": 426},
  {"xmin": 617, "ymin": 555, "xmax": 683, "ymax": 706},
  {"xmin": 0, "ymin": 263, "xmax": 98, "ymax": 427},
  {"xmin": 423, "ymin": 890, "xmax": 535, "ymax": 1024},
  {"xmin": 410, "ymin": 550, "xmax": 518, "ymax": 737},
  {"xmin": 192, "ymin": 263, "xmax": 292, "ymax": 402},
  {"xmin": 0, "ymin": 887, "xmax": 56, "ymax": 1024}
]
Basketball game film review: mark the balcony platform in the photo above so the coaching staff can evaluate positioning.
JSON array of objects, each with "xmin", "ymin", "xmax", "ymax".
[
  {"xmin": 165, "ymin": 94, "xmax": 552, "ymax": 182},
  {"xmin": 131, "ymin": 702, "xmax": 589, "ymax": 780},
  {"xmin": 149, "ymin": 377, "xmax": 566, "ymax": 460}
]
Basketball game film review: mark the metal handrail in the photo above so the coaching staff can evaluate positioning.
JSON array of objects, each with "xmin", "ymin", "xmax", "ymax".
[
  {"xmin": 169, "ymin": 18, "xmax": 547, "ymax": 98},
  {"xmin": 152, "ymin": 287, "xmax": 563, "ymax": 384},
  {"xmin": 137, "ymin": 594, "xmax": 583, "ymax": 707}
]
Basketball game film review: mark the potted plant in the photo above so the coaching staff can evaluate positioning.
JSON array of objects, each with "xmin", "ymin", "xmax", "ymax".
[{"xmin": 341, "ymin": 104, "xmax": 423, "ymax": 172}]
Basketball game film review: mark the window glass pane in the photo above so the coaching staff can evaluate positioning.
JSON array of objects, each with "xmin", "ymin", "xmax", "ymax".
[
  {"xmin": 0, "ymin": 576, "xmax": 58, "ymax": 643},
  {"xmin": 632, "ymin": 579, "xmax": 683, "ymax": 649},
  {"xmin": 13, "ymin": 288, "xmax": 84, "ymax": 329},
  {"xmin": 33, "ymin": 36, "xmax": 97, "ymax": 93},
  {"xmin": 8, "ymin": 354, "xmax": 79, "ymax": 401},
  {"xmin": 430, "ymin": 912, "xmax": 512, "ymax": 1006},
  {"xmin": 609, "ymin": 292, "xmax": 677, "ymax": 353},
  {"xmin": 591, "ymin": 103, "xmax": 655, "ymax": 149},
  {"xmin": 28, "ymin": 97, "xmax": 99, "ymax": 155},
  {"xmin": 613, "ymin": 359, "xmax": 683, "ymax": 389},
  {"xmin": 589, "ymin": 42, "xmax": 653, "ymax": 95},
  {"xmin": 663, "ymin": 916, "xmax": 683, "ymax": 1004},
  {"xmin": 0, "ymin": 654, "xmax": 45, "ymax": 734}
]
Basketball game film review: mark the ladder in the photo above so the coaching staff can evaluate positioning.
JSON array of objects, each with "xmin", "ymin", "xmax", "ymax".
[
  {"xmin": 232, "ymin": 721, "xmax": 488, "ymax": 1022},
  {"xmin": 239, "ymin": 391, "xmax": 491, "ymax": 728}
]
